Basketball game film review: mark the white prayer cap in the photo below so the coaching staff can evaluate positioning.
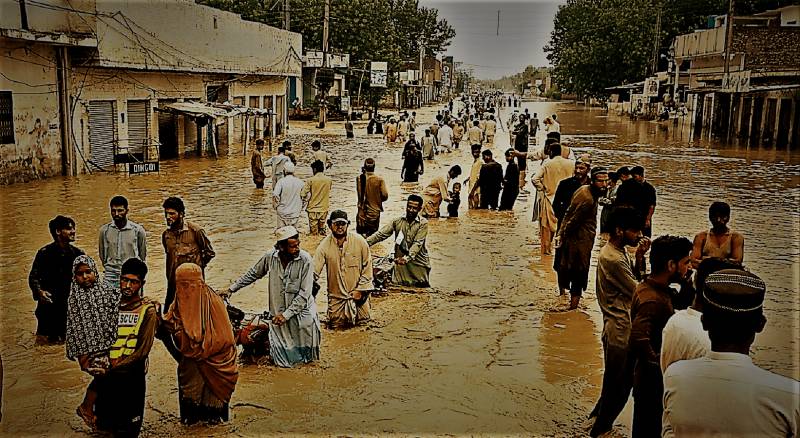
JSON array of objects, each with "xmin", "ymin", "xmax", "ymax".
[
  {"xmin": 275, "ymin": 226, "xmax": 299, "ymax": 242},
  {"xmin": 284, "ymin": 162, "xmax": 295, "ymax": 174}
]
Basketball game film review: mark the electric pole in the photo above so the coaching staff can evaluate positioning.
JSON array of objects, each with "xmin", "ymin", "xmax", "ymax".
[
  {"xmin": 283, "ymin": 0, "xmax": 290, "ymax": 30},
  {"xmin": 419, "ymin": 39, "xmax": 424, "ymax": 107},
  {"xmin": 284, "ymin": 0, "xmax": 290, "ymax": 140},
  {"xmin": 496, "ymin": 10, "xmax": 500, "ymax": 36},
  {"xmin": 318, "ymin": 0, "xmax": 330, "ymax": 129}
]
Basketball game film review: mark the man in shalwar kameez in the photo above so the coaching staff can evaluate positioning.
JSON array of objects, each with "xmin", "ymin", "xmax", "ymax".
[
  {"xmin": 224, "ymin": 226, "xmax": 321, "ymax": 367},
  {"xmin": 531, "ymin": 143, "xmax": 574, "ymax": 255},
  {"xmin": 313, "ymin": 210, "xmax": 374, "ymax": 328},
  {"xmin": 367, "ymin": 195, "xmax": 431, "ymax": 287}
]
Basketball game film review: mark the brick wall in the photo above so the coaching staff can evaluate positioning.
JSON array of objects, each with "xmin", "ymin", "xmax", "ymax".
[{"xmin": 733, "ymin": 27, "xmax": 800, "ymax": 71}]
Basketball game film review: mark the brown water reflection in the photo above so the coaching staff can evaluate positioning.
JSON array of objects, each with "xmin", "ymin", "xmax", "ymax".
[{"xmin": 0, "ymin": 101, "xmax": 797, "ymax": 436}]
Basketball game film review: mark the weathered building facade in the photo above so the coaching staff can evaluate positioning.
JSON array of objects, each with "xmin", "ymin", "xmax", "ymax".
[
  {"xmin": 1, "ymin": 0, "xmax": 301, "ymax": 184},
  {"xmin": 674, "ymin": 6, "xmax": 800, "ymax": 147}
]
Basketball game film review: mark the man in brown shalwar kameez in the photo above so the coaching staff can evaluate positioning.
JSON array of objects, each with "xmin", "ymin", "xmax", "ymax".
[
  {"xmin": 555, "ymin": 167, "xmax": 609, "ymax": 309},
  {"xmin": 251, "ymin": 139, "xmax": 267, "ymax": 188},
  {"xmin": 313, "ymin": 210, "xmax": 374, "ymax": 328},
  {"xmin": 356, "ymin": 158, "xmax": 389, "ymax": 237},
  {"xmin": 161, "ymin": 197, "xmax": 215, "ymax": 312}
]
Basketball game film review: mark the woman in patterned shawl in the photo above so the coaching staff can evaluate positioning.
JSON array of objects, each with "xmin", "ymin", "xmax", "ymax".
[{"xmin": 65, "ymin": 255, "xmax": 121, "ymax": 429}]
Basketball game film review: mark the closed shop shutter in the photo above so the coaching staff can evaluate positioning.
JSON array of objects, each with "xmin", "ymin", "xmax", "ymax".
[
  {"xmin": 88, "ymin": 101, "xmax": 117, "ymax": 169},
  {"xmin": 127, "ymin": 100, "xmax": 149, "ymax": 156}
]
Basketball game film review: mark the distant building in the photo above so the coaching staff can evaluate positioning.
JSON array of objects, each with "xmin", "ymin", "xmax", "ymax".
[
  {"xmin": 673, "ymin": 5, "xmax": 799, "ymax": 147},
  {"xmin": 1, "ymin": 0, "xmax": 301, "ymax": 184}
]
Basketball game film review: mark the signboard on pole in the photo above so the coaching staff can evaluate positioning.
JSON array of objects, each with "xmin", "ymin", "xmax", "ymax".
[
  {"xmin": 304, "ymin": 51, "xmax": 350, "ymax": 68},
  {"xmin": 644, "ymin": 78, "xmax": 659, "ymax": 97},
  {"xmin": 340, "ymin": 97, "xmax": 350, "ymax": 112},
  {"xmin": 442, "ymin": 56, "xmax": 454, "ymax": 88},
  {"xmin": 370, "ymin": 61, "xmax": 388, "ymax": 87}
]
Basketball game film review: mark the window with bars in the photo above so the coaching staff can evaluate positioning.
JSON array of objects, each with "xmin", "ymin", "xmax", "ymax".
[{"xmin": 0, "ymin": 91, "xmax": 14, "ymax": 144}]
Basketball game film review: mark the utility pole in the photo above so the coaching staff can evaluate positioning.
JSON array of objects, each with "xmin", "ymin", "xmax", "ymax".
[
  {"xmin": 496, "ymin": 10, "xmax": 500, "ymax": 36},
  {"xmin": 724, "ymin": 0, "xmax": 735, "ymax": 141},
  {"xmin": 283, "ymin": 0, "xmax": 290, "ymax": 142},
  {"xmin": 318, "ymin": 0, "xmax": 330, "ymax": 129},
  {"xmin": 651, "ymin": 4, "xmax": 662, "ymax": 75},
  {"xmin": 283, "ymin": 0, "xmax": 290, "ymax": 30},
  {"xmin": 419, "ymin": 40, "xmax": 424, "ymax": 107}
]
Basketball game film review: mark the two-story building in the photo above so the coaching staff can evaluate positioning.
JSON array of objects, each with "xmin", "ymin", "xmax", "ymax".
[
  {"xmin": 674, "ymin": 5, "xmax": 799, "ymax": 147},
  {"xmin": 1, "ymin": 0, "xmax": 302, "ymax": 184}
]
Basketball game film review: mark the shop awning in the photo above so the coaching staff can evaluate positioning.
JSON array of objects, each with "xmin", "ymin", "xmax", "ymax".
[{"xmin": 155, "ymin": 101, "xmax": 273, "ymax": 118}]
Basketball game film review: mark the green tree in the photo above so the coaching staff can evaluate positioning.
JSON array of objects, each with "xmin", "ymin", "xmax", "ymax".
[{"xmin": 196, "ymin": 0, "xmax": 455, "ymax": 105}]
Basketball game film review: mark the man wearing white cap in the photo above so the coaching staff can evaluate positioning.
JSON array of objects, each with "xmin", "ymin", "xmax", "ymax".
[
  {"xmin": 272, "ymin": 162, "xmax": 304, "ymax": 228},
  {"xmin": 222, "ymin": 226, "xmax": 321, "ymax": 367},
  {"xmin": 313, "ymin": 210, "xmax": 373, "ymax": 328}
]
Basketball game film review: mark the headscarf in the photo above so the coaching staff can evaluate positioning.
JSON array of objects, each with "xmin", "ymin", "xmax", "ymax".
[
  {"xmin": 164, "ymin": 263, "xmax": 238, "ymax": 403},
  {"xmin": 65, "ymin": 255, "xmax": 121, "ymax": 360}
]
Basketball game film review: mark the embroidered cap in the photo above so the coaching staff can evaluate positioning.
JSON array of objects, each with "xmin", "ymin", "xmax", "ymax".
[{"xmin": 703, "ymin": 269, "xmax": 766, "ymax": 313}]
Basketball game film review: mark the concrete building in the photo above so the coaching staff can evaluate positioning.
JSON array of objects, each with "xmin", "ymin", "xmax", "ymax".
[
  {"xmin": 1, "ymin": 0, "xmax": 301, "ymax": 184},
  {"xmin": 674, "ymin": 5, "xmax": 800, "ymax": 147}
]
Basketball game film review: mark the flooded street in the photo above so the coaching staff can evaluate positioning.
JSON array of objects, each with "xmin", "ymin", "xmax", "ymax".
[{"xmin": 1, "ymin": 101, "xmax": 798, "ymax": 436}]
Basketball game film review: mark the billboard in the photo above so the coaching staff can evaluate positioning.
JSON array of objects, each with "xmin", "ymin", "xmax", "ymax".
[
  {"xmin": 644, "ymin": 78, "xmax": 659, "ymax": 97},
  {"xmin": 304, "ymin": 51, "xmax": 349, "ymax": 68},
  {"xmin": 370, "ymin": 61, "xmax": 388, "ymax": 87},
  {"xmin": 442, "ymin": 56, "xmax": 454, "ymax": 88}
]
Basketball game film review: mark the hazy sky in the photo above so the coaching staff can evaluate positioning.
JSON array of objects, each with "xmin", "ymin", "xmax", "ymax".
[{"xmin": 419, "ymin": 0, "xmax": 564, "ymax": 80}]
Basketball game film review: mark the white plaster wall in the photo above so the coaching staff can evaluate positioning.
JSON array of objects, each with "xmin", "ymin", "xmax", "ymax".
[
  {"xmin": 93, "ymin": 0, "xmax": 302, "ymax": 76},
  {"xmin": 0, "ymin": 39, "xmax": 62, "ymax": 183},
  {"xmin": 0, "ymin": 0, "xmax": 95, "ymax": 35}
]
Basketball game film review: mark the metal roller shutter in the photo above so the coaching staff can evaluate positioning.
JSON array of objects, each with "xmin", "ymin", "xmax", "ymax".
[
  {"xmin": 127, "ymin": 100, "xmax": 149, "ymax": 156},
  {"xmin": 88, "ymin": 101, "xmax": 116, "ymax": 169}
]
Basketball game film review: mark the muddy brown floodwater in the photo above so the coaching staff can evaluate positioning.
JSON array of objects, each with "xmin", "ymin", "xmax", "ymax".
[{"xmin": 0, "ymin": 101, "xmax": 798, "ymax": 437}]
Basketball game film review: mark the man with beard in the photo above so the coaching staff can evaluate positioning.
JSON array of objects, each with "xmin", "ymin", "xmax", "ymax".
[
  {"xmin": 552, "ymin": 155, "xmax": 591, "ymax": 229},
  {"xmin": 554, "ymin": 167, "xmax": 609, "ymax": 309},
  {"xmin": 478, "ymin": 150, "xmax": 504, "ymax": 210},
  {"xmin": 29, "ymin": 215, "xmax": 85, "ymax": 344},
  {"xmin": 161, "ymin": 197, "xmax": 215, "ymax": 312},
  {"xmin": 98, "ymin": 196, "xmax": 147, "ymax": 288},
  {"xmin": 313, "ymin": 211, "xmax": 374, "ymax": 328},
  {"xmin": 367, "ymin": 195, "xmax": 431, "ymax": 287},
  {"xmin": 589, "ymin": 207, "xmax": 649, "ymax": 437},
  {"xmin": 629, "ymin": 235, "xmax": 693, "ymax": 437},
  {"xmin": 94, "ymin": 258, "xmax": 159, "ymax": 436}
]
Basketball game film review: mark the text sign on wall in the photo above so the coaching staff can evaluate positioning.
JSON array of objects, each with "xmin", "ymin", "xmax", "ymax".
[
  {"xmin": 128, "ymin": 162, "xmax": 159, "ymax": 174},
  {"xmin": 723, "ymin": 70, "xmax": 751, "ymax": 93}
]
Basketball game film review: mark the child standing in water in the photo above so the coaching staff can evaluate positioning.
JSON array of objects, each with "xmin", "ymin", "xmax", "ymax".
[
  {"xmin": 66, "ymin": 255, "xmax": 120, "ymax": 430},
  {"xmin": 448, "ymin": 182, "xmax": 462, "ymax": 218}
]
